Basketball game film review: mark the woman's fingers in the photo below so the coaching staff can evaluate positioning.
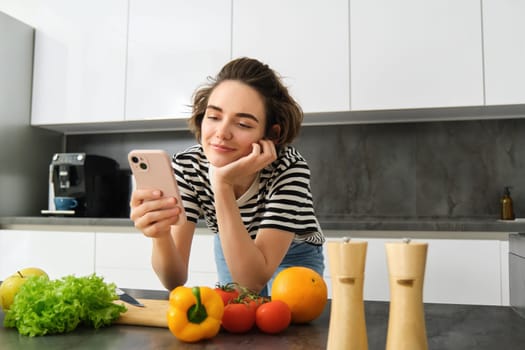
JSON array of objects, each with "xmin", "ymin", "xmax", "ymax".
[
  {"xmin": 249, "ymin": 140, "xmax": 277, "ymax": 167},
  {"xmin": 259, "ymin": 139, "xmax": 277, "ymax": 160},
  {"xmin": 134, "ymin": 208, "xmax": 180, "ymax": 237},
  {"xmin": 130, "ymin": 189, "xmax": 162, "ymax": 208},
  {"xmin": 130, "ymin": 191, "xmax": 178, "ymax": 215},
  {"xmin": 129, "ymin": 188, "xmax": 181, "ymax": 238}
]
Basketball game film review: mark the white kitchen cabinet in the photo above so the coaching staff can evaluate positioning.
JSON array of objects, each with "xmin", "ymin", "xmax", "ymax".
[
  {"xmin": 27, "ymin": 0, "xmax": 128, "ymax": 125},
  {"xmin": 500, "ymin": 240, "xmax": 510, "ymax": 306},
  {"xmin": 232, "ymin": 0, "xmax": 350, "ymax": 113},
  {"xmin": 350, "ymin": 0, "xmax": 484, "ymax": 111},
  {"xmin": 184, "ymin": 233, "xmax": 218, "ymax": 288},
  {"xmin": 482, "ymin": 0, "xmax": 525, "ymax": 105},
  {"xmin": 94, "ymin": 229, "xmax": 217, "ymax": 290},
  {"xmin": 125, "ymin": 0, "xmax": 231, "ymax": 120},
  {"xmin": 423, "ymin": 238, "xmax": 503, "ymax": 305},
  {"xmin": 0, "ymin": 230, "xmax": 95, "ymax": 280},
  {"xmin": 324, "ymin": 235, "xmax": 508, "ymax": 305},
  {"xmin": 94, "ymin": 231, "xmax": 164, "ymax": 290}
]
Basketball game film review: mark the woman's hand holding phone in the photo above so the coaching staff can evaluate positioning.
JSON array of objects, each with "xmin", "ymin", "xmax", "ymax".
[
  {"xmin": 128, "ymin": 150, "xmax": 187, "ymax": 238},
  {"xmin": 129, "ymin": 188, "xmax": 182, "ymax": 238}
]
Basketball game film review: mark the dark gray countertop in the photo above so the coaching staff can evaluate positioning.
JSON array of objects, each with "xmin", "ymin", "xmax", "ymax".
[
  {"xmin": 2, "ymin": 215, "xmax": 525, "ymax": 233},
  {"xmin": 1, "ymin": 289, "xmax": 525, "ymax": 349}
]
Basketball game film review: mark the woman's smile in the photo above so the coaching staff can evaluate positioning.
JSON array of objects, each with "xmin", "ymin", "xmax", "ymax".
[
  {"xmin": 210, "ymin": 143, "xmax": 236, "ymax": 152},
  {"xmin": 201, "ymin": 80, "xmax": 266, "ymax": 167}
]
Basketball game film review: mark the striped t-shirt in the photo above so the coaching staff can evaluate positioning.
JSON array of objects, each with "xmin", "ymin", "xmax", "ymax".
[{"xmin": 172, "ymin": 145, "xmax": 325, "ymax": 246}]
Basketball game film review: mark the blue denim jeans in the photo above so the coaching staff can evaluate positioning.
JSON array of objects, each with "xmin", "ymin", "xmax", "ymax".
[{"xmin": 213, "ymin": 234, "xmax": 325, "ymax": 296}]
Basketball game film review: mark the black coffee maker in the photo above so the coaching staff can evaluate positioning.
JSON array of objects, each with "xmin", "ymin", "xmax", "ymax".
[{"xmin": 43, "ymin": 153, "xmax": 130, "ymax": 217}]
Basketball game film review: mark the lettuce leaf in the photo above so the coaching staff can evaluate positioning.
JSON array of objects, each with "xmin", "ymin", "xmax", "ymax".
[{"xmin": 3, "ymin": 274, "xmax": 127, "ymax": 336}]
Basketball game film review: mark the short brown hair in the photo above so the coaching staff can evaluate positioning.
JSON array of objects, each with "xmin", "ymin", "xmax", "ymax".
[{"xmin": 188, "ymin": 57, "xmax": 303, "ymax": 147}]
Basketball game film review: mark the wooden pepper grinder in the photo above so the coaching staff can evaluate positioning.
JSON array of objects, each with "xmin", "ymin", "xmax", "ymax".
[
  {"xmin": 327, "ymin": 237, "xmax": 368, "ymax": 350},
  {"xmin": 385, "ymin": 238, "xmax": 428, "ymax": 350}
]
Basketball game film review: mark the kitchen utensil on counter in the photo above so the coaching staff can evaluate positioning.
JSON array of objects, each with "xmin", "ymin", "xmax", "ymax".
[
  {"xmin": 116, "ymin": 288, "xmax": 144, "ymax": 307},
  {"xmin": 327, "ymin": 237, "xmax": 368, "ymax": 350},
  {"xmin": 385, "ymin": 238, "xmax": 428, "ymax": 350}
]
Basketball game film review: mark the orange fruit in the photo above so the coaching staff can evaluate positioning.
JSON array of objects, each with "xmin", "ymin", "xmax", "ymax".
[{"xmin": 270, "ymin": 266, "xmax": 328, "ymax": 323}]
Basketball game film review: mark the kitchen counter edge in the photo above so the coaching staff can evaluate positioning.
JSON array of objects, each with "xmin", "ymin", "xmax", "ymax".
[{"xmin": 1, "ymin": 216, "xmax": 525, "ymax": 237}]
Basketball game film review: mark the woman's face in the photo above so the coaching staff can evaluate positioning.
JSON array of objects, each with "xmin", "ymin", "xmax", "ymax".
[{"xmin": 201, "ymin": 80, "xmax": 266, "ymax": 167}]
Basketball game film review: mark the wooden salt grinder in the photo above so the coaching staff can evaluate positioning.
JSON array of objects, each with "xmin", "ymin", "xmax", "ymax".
[
  {"xmin": 327, "ymin": 238, "xmax": 368, "ymax": 350},
  {"xmin": 385, "ymin": 239, "xmax": 428, "ymax": 350}
]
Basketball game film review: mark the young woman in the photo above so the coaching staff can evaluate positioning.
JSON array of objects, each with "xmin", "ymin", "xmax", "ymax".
[{"xmin": 130, "ymin": 57, "xmax": 325, "ymax": 295}]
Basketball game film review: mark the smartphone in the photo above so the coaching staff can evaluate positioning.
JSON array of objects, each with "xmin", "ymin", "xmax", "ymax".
[{"xmin": 128, "ymin": 149, "xmax": 186, "ymax": 225}]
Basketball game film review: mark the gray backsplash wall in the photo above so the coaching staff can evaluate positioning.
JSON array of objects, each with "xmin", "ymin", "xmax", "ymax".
[{"xmin": 67, "ymin": 118, "xmax": 525, "ymax": 220}]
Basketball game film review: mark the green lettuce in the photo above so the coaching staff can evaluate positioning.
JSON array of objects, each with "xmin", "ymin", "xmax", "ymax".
[{"xmin": 3, "ymin": 274, "xmax": 127, "ymax": 336}]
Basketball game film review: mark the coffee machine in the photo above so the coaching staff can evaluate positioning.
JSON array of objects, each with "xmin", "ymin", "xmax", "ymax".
[{"xmin": 42, "ymin": 153, "xmax": 130, "ymax": 217}]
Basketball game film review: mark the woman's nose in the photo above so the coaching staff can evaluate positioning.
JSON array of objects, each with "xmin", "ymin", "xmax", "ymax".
[{"xmin": 215, "ymin": 122, "xmax": 232, "ymax": 140}]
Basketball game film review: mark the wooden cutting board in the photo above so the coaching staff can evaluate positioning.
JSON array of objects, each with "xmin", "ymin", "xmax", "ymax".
[{"xmin": 114, "ymin": 299, "xmax": 169, "ymax": 328}]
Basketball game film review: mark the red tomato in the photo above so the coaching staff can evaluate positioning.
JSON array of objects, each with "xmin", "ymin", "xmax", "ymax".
[
  {"xmin": 214, "ymin": 283, "xmax": 240, "ymax": 306},
  {"xmin": 221, "ymin": 302, "xmax": 257, "ymax": 333},
  {"xmin": 255, "ymin": 300, "xmax": 291, "ymax": 334}
]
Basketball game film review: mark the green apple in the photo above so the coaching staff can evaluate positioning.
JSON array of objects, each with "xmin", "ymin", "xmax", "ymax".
[{"xmin": 0, "ymin": 267, "xmax": 48, "ymax": 311}]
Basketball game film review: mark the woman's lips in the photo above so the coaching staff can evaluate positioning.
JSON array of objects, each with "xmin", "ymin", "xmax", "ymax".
[{"xmin": 210, "ymin": 143, "xmax": 235, "ymax": 152}]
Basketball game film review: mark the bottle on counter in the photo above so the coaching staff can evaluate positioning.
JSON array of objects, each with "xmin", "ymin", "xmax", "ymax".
[{"xmin": 501, "ymin": 186, "xmax": 515, "ymax": 220}]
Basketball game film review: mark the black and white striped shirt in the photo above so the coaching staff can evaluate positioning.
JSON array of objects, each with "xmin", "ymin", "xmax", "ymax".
[{"xmin": 172, "ymin": 145, "xmax": 325, "ymax": 246}]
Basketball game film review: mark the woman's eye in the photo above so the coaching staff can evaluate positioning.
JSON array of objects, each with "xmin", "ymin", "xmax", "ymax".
[
  {"xmin": 239, "ymin": 123, "xmax": 252, "ymax": 129},
  {"xmin": 206, "ymin": 115, "xmax": 218, "ymax": 120}
]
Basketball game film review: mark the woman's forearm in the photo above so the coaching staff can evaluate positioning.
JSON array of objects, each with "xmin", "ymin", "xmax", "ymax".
[
  {"xmin": 214, "ymin": 183, "xmax": 272, "ymax": 291},
  {"xmin": 151, "ymin": 234, "xmax": 188, "ymax": 290}
]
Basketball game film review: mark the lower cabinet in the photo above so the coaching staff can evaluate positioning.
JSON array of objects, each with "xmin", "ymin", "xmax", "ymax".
[
  {"xmin": 0, "ymin": 229, "xmax": 95, "ymax": 280},
  {"xmin": 0, "ymin": 228, "xmax": 510, "ymax": 306},
  {"xmin": 0, "ymin": 229, "xmax": 218, "ymax": 291},
  {"xmin": 94, "ymin": 231, "xmax": 163, "ymax": 290},
  {"xmin": 94, "ymin": 229, "xmax": 217, "ymax": 290},
  {"xmin": 323, "ymin": 235, "xmax": 509, "ymax": 306},
  {"xmin": 183, "ymin": 233, "xmax": 219, "ymax": 288}
]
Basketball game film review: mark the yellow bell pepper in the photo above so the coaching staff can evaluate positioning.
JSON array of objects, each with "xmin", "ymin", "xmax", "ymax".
[{"xmin": 167, "ymin": 286, "xmax": 224, "ymax": 343}]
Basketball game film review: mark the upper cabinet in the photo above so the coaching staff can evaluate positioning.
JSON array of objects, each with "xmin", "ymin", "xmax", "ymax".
[
  {"xmin": 349, "ymin": 0, "xmax": 484, "ymax": 111},
  {"xmin": 30, "ymin": 0, "xmax": 128, "ymax": 125},
  {"xmin": 125, "ymin": 0, "xmax": 231, "ymax": 121},
  {"xmin": 231, "ymin": 0, "xmax": 350, "ymax": 113},
  {"xmin": 2, "ymin": 0, "xmax": 523, "ymax": 132},
  {"xmin": 482, "ymin": 0, "xmax": 525, "ymax": 105}
]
